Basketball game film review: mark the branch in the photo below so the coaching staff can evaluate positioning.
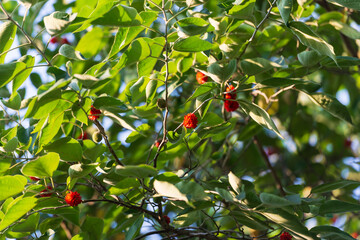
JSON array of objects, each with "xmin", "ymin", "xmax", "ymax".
[
  {"xmin": 0, "ymin": 2, "xmax": 52, "ymax": 66},
  {"xmin": 93, "ymin": 120, "xmax": 124, "ymax": 166},
  {"xmin": 238, "ymin": 0, "xmax": 277, "ymax": 59},
  {"xmin": 253, "ymin": 136, "xmax": 285, "ymax": 196}
]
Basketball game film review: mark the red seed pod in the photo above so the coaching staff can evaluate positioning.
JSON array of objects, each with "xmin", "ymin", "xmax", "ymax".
[
  {"xmin": 163, "ymin": 215, "xmax": 170, "ymax": 224},
  {"xmin": 88, "ymin": 105, "xmax": 101, "ymax": 121},
  {"xmin": 196, "ymin": 71, "xmax": 208, "ymax": 84},
  {"xmin": 30, "ymin": 176, "xmax": 40, "ymax": 181},
  {"xmin": 280, "ymin": 231, "xmax": 292, "ymax": 240},
  {"xmin": 224, "ymin": 100, "xmax": 239, "ymax": 112},
  {"xmin": 61, "ymin": 38, "xmax": 70, "ymax": 45},
  {"xmin": 183, "ymin": 113, "xmax": 198, "ymax": 129},
  {"xmin": 65, "ymin": 191, "xmax": 82, "ymax": 207},
  {"xmin": 40, "ymin": 186, "xmax": 53, "ymax": 197},
  {"xmin": 50, "ymin": 37, "xmax": 58, "ymax": 44}
]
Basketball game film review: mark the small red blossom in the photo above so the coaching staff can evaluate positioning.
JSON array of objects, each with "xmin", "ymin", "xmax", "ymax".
[
  {"xmin": 30, "ymin": 176, "xmax": 40, "ymax": 181},
  {"xmin": 163, "ymin": 215, "xmax": 170, "ymax": 225},
  {"xmin": 280, "ymin": 231, "xmax": 292, "ymax": 240},
  {"xmin": 225, "ymin": 85, "xmax": 237, "ymax": 100},
  {"xmin": 344, "ymin": 138, "xmax": 352, "ymax": 148},
  {"xmin": 40, "ymin": 186, "xmax": 53, "ymax": 197},
  {"xmin": 196, "ymin": 71, "xmax": 208, "ymax": 84},
  {"xmin": 65, "ymin": 191, "xmax": 82, "ymax": 207},
  {"xmin": 183, "ymin": 113, "xmax": 198, "ymax": 129},
  {"xmin": 266, "ymin": 147, "xmax": 278, "ymax": 156},
  {"xmin": 77, "ymin": 132, "xmax": 89, "ymax": 140},
  {"xmin": 155, "ymin": 139, "xmax": 161, "ymax": 148},
  {"xmin": 61, "ymin": 38, "xmax": 70, "ymax": 45},
  {"xmin": 50, "ymin": 37, "xmax": 59, "ymax": 44},
  {"xmin": 224, "ymin": 100, "xmax": 239, "ymax": 112},
  {"xmin": 88, "ymin": 105, "xmax": 101, "ymax": 121},
  {"xmin": 351, "ymin": 232, "xmax": 359, "ymax": 239}
]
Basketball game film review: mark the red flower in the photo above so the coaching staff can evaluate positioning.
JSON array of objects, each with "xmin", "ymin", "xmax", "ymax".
[
  {"xmin": 280, "ymin": 231, "xmax": 292, "ymax": 240},
  {"xmin": 88, "ymin": 105, "xmax": 101, "ymax": 121},
  {"xmin": 30, "ymin": 176, "xmax": 40, "ymax": 181},
  {"xmin": 344, "ymin": 138, "xmax": 352, "ymax": 148},
  {"xmin": 155, "ymin": 139, "xmax": 161, "ymax": 148},
  {"xmin": 351, "ymin": 232, "xmax": 359, "ymax": 239},
  {"xmin": 61, "ymin": 38, "xmax": 70, "ymax": 45},
  {"xmin": 225, "ymin": 85, "xmax": 237, "ymax": 100},
  {"xmin": 77, "ymin": 132, "xmax": 89, "ymax": 140},
  {"xmin": 196, "ymin": 71, "xmax": 208, "ymax": 84},
  {"xmin": 50, "ymin": 37, "xmax": 58, "ymax": 44},
  {"xmin": 224, "ymin": 100, "xmax": 239, "ymax": 112},
  {"xmin": 40, "ymin": 186, "xmax": 53, "ymax": 197},
  {"xmin": 65, "ymin": 191, "xmax": 82, "ymax": 207},
  {"xmin": 183, "ymin": 113, "xmax": 198, "ymax": 129},
  {"xmin": 163, "ymin": 215, "xmax": 170, "ymax": 224}
]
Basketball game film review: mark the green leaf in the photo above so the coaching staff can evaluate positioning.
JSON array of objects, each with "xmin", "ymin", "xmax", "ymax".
[
  {"xmin": 259, "ymin": 78, "xmax": 320, "ymax": 92},
  {"xmin": 297, "ymin": 50, "xmax": 322, "ymax": 67},
  {"xmin": 329, "ymin": 20, "xmax": 360, "ymax": 39},
  {"xmin": 0, "ymin": 197, "xmax": 37, "ymax": 232},
  {"xmin": 327, "ymin": 0, "xmax": 360, "ymax": 10},
  {"xmin": 115, "ymin": 164, "xmax": 157, "ymax": 178},
  {"xmin": 11, "ymin": 212, "xmax": 39, "ymax": 233},
  {"xmin": 72, "ymin": 233, "xmax": 90, "ymax": 240},
  {"xmin": 0, "ymin": 21, "xmax": 17, "ymax": 64},
  {"xmin": 311, "ymin": 180, "xmax": 360, "ymax": 194},
  {"xmin": 103, "ymin": 111, "xmax": 137, "ymax": 132},
  {"xmin": 319, "ymin": 200, "xmax": 360, "ymax": 215},
  {"xmin": 39, "ymin": 217, "xmax": 63, "ymax": 234},
  {"xmin": 59, "ymin": 44, "xmax": 86, "ymax": 60},
  {"xmin": 228, "ymin": 0, "xmax": 256, "ymax": 20},
  {"xmin": 38, "ymin": 112, "xmax": 64, "ymax": 147},
  {"xmin": 69, "ymin": 163, "xmax": 99, "ymax": 179},
  {"xmin": 289, "ymin": 21, "xmax": 337, "ymax": 64},
  {"xmin": 3, "ymin": 90, "xmax": 22, "ymax": 111},
  {"xmin": 177, "ymin": 57, "xmax": 193, "ymax": 73},
  {"xmin": 0, "ymin": 62, "xmax": 27, "ymax": 88},
  {"xmin": 187, "ymin": 82, "xmax": 217, "ymax": 102},
  {"xmin": 21, "ymin": 152, "xmax": 60, "ymax": 178},
  {"xmin": 125, "ymin": 214, "xmax": 143, "ymax": 240},
  {"xmin": 91, "ymin": 5, "xmax": 142, "ymax": 26},
  {"xmin": 310, "ymin": 225, "xmax": 355, "ymax": 240},
  {"xmin": 0, "ymin": 175, "xmax": 27, "ymax": 201},
  {"xmin": 43, "ymin": 137, "xmax": 83, "ymax": 162},
  {"xmin": 207, "ymin": 59, "xmax": 237, "ymax": 83},
  {"xmin": 93, "ymin": 95, "xmax": 128, "ymax": 113},
  {"xmin": 81, "ymin": 216, "xmax": 104, "ymax": 240},
  {"xmin": 107, "ymin": 11, "xmax": 157, "ymax": 59},
  {"xmin": 153, "ymin": 180, "xmax": 188, "ymax": 202},
  {"xmin": 301, "ymin": 91, "xmax": 352, "ymax": 124},
  {"xmin": 260, "ymin": 193, "xmax": 299, "ymax": 207},
  {"xmin": 12, "ymin": 55, "xmax": 35, "ymax": 93},
  {"xmin": 198, "ymin": 122, "xmax": 232, "ymax": 139},
  {"xmin": 262, "ymin": 209, "xmax": 318, "ymax": 240},
  {"xmin": 4, "ymin": 137, "xmax": 18, "ymax": 152},
  {"xmin": 277, "ymin": 0, "xmax": 292, "ymax": 24},
  {"xmin": 44, "ymin": 11, "xmax": 77, "ymax": 35},
  {"xmin": 75, "ymin": 27, "xmax": 104, "ymax": 58},
  {"xmin": 228, "ymin": 172, "xmax": 241, "ymax": 194},
  {"xmin": 240, "ymin": 58, "xmax": 281, "ymax": 76},
  {"xmin": 173, "ymin": 36, "xmax": 213, "ymax": 52},
  {"xmin": 177, "ymin": 17, "xmax": 213, "ymax": 36},
  {"xmin": 238, "ymin": 99, "xmax": 283, "ymax": 138}
]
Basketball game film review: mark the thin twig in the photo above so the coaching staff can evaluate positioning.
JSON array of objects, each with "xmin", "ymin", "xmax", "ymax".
[
  {"xmin": 0, "ymin": 2, "xmax": 52, "ymax": 66},
  {"xmin": 238, "ymin": 0, "xmax": 278, "ymax": 59},
  {"xmin": 253, "ymin": 136, "xmax": 285, "ymax": 196}
]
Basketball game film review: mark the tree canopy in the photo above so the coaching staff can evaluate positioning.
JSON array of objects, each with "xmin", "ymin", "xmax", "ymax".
[{"xmin": 0, "ymin": 0, "xmax": 360, "ymax": 239}]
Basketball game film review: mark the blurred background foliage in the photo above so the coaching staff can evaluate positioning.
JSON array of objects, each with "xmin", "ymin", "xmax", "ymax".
[{"xmin": 0, "ymin": 0, "xmax": 360, "ymax": 239}]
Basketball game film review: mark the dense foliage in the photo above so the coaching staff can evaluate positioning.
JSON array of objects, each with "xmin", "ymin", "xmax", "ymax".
[{"xmin": 0, "ymin": 0, "xmax": 360, "ymax": 239}]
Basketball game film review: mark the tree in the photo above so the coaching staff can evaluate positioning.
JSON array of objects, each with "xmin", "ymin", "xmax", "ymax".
[{"xmin": 0, "ymin": 0, "xmax": 359, "ymax": 239}]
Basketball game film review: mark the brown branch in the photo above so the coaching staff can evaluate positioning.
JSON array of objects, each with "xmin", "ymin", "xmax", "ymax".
[
  {"xmin": 93, "ymin": 120, "xmax": 124, "ymax": 166},
  {"xmin": 253, "ymin": 136, "xmax": 285, "ymax": 196}
]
